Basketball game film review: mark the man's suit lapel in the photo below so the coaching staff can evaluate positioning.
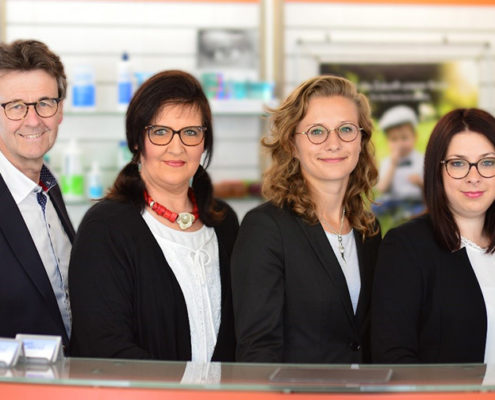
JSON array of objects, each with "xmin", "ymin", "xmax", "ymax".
[
  {"xmin": 0, "ymin": 175, "xmax": 67, "ymax": 338},
  {"xmin": 296, "ymin": 216, "xmax": 355, "ymax": 326}
]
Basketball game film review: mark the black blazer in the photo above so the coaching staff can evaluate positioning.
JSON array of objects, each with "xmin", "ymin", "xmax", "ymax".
[
  {"xmin": 0, "ymin": 174, "xmax": 74, "ymax": 349},
  {"xmin": 371, "ymin": 214, "xmax": 487, "ymax": 363},
  {"xmin": 231, "ymin": 202, "xmax": 381, "ymax": 363},
  {"xmin": 69, "ymin": 198, "xmax": 238, "ymax": 361}
]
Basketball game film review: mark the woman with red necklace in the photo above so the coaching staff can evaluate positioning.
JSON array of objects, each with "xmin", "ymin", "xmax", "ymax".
[{"xmin": 68, "ymin": 70, "xmax": 238, "ymax": 362}]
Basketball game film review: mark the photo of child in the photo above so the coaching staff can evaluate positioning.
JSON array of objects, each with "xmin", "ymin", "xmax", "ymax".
[{"xmin": 373, "ymin": 105, "xmax": 425, "ymax": 222}]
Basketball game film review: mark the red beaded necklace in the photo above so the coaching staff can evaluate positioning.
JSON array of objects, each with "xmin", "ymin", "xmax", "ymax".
[{"xmin": 144, "ymin": 189, "xmax": 199, "ymax": 230}]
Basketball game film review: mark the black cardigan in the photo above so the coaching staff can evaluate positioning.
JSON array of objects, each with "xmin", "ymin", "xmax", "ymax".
[
  {"xmin": 231, "ymin": 202, "xmax": 381, "ymax": 364},
  {"xmin": 371, "ymin": 214, "xmax": 487, "ymax": 363},
  {"xmin": 69, "ymin": 198, "xmax": 238, "ymax": 361}
]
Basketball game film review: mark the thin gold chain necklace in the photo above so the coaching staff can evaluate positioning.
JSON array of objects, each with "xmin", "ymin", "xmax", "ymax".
[{"xmin": 320, "ymin": 208, "xmax": 346, "ymax": 263}]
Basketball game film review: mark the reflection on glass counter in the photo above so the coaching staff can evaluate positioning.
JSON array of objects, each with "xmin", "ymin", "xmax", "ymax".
[{"xmin": 1, "ymin": 358, "xmax": 494, "ymax": 394}]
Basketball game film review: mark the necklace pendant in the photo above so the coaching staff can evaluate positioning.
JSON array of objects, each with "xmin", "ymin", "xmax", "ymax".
[
  {"xmin": 177, "ymin": 212, "xmax": 195, "ymax": 230},
  {"xmin": 338, "ymin": 235, "xmax": 346, "ymax": 263}
]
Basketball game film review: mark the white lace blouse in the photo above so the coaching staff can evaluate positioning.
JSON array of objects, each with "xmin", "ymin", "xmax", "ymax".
[
  {"xmin": 462, "ymin": 237, "xmax": 495, "ymax": 364},
  {"xmin": 143, "ymin": 211, "xmax": 221, "ymax": 362}
]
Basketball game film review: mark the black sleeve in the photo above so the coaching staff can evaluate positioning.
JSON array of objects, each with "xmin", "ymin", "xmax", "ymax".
[
  {"xmin": 69, "ymin": 212, "xmax": 151, "ymax": 359},
  {"xmin": 212, "ymin": 201, "xmax": 239, "ymax": 362},
  {"xmin": 231, "ymin": 208, "xmax": 285, "ymax": 362},
  {"xmin": 215, "ymin": 200, "xmax": 240, "ymax": 253},
  {"xmin": 371, "ymin": 227, "xmax": 423, "ymax": 363}
]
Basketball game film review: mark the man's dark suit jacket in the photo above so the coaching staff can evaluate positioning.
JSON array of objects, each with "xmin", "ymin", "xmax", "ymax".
[
  {"xmin": 0, "ymin": 174, "xmax": 74, "ymax": 349},
  {"xmin": 231, "ymin": 202, "xmax": 381, "ymax": 363},
  {"xmin": 371, "ymin": 214, "xmax": 486, "ymax": 363}
]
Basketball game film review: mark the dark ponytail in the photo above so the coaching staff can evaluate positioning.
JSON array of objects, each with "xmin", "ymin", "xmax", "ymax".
[{"xmin": 106, "ymin": 160, "xmax": 146, "ymax": 210}]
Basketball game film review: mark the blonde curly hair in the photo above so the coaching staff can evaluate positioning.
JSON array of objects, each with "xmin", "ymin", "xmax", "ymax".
[{"xmin": 262, "ymin": 75, "xmax": 379, "ymax": 237}]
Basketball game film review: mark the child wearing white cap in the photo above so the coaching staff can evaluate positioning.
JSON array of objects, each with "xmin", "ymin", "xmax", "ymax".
[{"xmin": 374, "ymin": 105, "xmax": 425, "ymax": 219}]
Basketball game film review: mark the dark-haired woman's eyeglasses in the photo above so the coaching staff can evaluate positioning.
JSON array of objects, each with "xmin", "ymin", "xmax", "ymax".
[
  {"xmin": 441, "ymin": 157, "xmax": 495, "ymax": 179},
  {"xmin": 1, "ymin": 98, "xmax": 61, "ymax": 120},
  {"xmin": 145, "ymin": 125, "xmax": 206, "ymax": 146},
  {"xmin": 296, "ymin": 122, "xmax": 362, "ymax": 144}
]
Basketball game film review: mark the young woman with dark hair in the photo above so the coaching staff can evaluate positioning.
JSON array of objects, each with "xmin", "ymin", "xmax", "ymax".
[
  {"xmin": 372, "ymin": 108, "xmax": 495, "ymax": 363},
  {"xmin": 69, "ymin": 70, "xmax": 238, "ymax": 361}
]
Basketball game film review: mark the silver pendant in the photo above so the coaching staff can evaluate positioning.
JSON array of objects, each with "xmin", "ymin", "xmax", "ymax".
[
  {"xmin": 337, "ymin": 234, "xmax": 346, "ymax": 263},
  {"xmin": 177, "ymin": 212, "xmax": 195, "ymax": 230}
]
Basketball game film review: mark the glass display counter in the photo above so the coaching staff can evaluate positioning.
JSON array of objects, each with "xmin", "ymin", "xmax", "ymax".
[{"xmin": 1, "ymin": 359, "xmax": 495, "ymax": 399}]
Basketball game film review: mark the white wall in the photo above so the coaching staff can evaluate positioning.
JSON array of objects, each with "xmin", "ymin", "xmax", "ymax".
[{"xmin": 284, "ymin": 2, "xmax": 495, "ymax": 114}]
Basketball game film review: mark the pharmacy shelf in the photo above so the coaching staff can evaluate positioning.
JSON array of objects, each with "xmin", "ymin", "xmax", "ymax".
[
  {"xmin": 210, "ymin": 99, "xmax": 277, "ymax": 115},
  {"xmin": 64, "ymin": 99, "xmax": 277, "ymax": 117}
]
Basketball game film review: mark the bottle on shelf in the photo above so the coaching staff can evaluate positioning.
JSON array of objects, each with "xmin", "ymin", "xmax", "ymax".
[
  {"xmin": 61, "ymin": 139, "xmax": 85, "ymax": 203},
  {"xmin": 72, "ymin": 64, "xmax": 96, "ymax": 110},
  {"xmin": 86, "ymin": 160, "xmax": 103, "ymax": 200},
  {"xmin": 117, "ymin": 52, "xmax": 133, "ymax": 111},
  {"xmin": 117, "ymin": 140, "xmax": 133, "ymax": 169}
]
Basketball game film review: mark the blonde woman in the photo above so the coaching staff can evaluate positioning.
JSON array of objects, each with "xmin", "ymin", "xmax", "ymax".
[{"xmin": 231, "ymin": 75, "xmax": 381, "ymax": 363}]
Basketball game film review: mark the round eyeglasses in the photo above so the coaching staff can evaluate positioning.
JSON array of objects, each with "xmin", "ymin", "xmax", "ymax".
[
  {"xmin": 296, "ymin": 122, "xmax": 362, "ymax": 144},
  {"xmin": 441, "ymin": 157, "xmax": 495, "ymax": 179},
  {"xmin": 1, "ymin": 98, "xmax": 61, "ymax": 121},
  {"xmin": 145, "ymin": 125, "xmax": 206, "ymax": 146}
]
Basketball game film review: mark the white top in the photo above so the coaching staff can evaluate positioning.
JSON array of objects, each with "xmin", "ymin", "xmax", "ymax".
[
  {"xmin": 379, "ymin": 149, "xmax": 424, "ymax": 201},
  {"xmin": 462, "ymin": 237, "xmax": 495, "ymax": 364},
  {"xmin": 0, "ymin": 151, "xmax": 72, "ymax": 337},
  {"xmin": 143, "ymin": 211, "xmax": 221, "ymax": 362},
  {"xmin": 180, "ymin": 362, "xmax": 221, "ymax": 384},
  {"xmin": 325, "ymin": 230, "xmax": 361, "ymax": 314}
]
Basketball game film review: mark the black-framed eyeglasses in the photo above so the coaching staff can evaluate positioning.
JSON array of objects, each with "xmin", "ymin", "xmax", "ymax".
[
  {"xmin": 441, "ymin": 157, "xmax": 495, "ymax": 179},
  {"xmin": 1, "ymin": 98, "xmax": 61, "ymax": 121},
  {"xmin": 296, "ymin": 122, "xmax": 362, "ymax": 144},
  {"xmin": 145, "ymin": 125, "xmax": 206, "ymax": 146}
]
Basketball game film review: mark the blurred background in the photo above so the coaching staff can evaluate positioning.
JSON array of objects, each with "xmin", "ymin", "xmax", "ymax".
[{"xmin": 1, "ymin": 0, "xmax": 494, "ymax": 227}]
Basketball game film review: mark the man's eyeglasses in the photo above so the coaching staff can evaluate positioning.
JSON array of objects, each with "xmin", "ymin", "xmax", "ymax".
[
  {"xmin": 441, "ymin": 157, "xmax": 495, "ymax": 179},
  {"xmin": 1, "ymin": 98, "xmax": 61, "ymax": 121},
  {"xmin": 145, "ymin": 125, "xmax": 206, "ymax": 146},
  {"xmin": 296, "ymin": 122, "xmax": 362, "ymax": 144}
]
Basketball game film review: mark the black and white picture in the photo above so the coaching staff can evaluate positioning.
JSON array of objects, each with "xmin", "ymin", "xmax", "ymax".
[{"xmin": 197, "ymin": 29, "xmax": 257, "ymax": 69}]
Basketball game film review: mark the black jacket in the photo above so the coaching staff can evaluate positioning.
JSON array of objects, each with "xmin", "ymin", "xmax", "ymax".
[
  {"xmin": 371, "ymin": 214, "xmax": 486, "ymax": 363},
  {"xmin": 231, "ymin": 202, "xmax": 381, "ymax": 363},
  {"xmin": 0, "ymin": 174, "xmax": 74, "ymax": 350},
  {"xmin": 69, "ymin": 198, "xmax": 238, "ymax": 361}
]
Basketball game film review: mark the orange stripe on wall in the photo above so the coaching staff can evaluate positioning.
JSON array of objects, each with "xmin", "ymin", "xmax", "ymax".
[
  {"xmin": 59, "ymin": 0, "xmax": 259, "ymax": 2},
  {"xmin": 26, "ymin": 0, "xmax": 494, "ymax": 3},
  {"xmin": 285, "ymin": 0, "xmax": 495, "ymax": 4},
  {"xmin": 97, "ymin": 0, "xmax": 260, "ymax": 2}
]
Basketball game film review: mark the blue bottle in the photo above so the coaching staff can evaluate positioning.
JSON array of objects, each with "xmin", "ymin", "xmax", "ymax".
[
  {"xmin": 117, "ymin": 52, "xmax": 132, "ymax": 111},
  {"xmin": 72, "ymin": 65, "xmax": 95, "ymax": 110}
]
